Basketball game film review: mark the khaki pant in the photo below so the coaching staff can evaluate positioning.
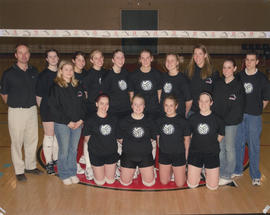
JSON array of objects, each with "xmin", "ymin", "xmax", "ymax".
[{"xmin": 8, "ymin": 106, "xmax": 38, "ymax": 174}]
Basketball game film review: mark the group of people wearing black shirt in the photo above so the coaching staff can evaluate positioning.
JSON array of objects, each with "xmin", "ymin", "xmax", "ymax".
[{"xmin": 1, "ymin": 43, "xmax": 270, "ymax": 190}]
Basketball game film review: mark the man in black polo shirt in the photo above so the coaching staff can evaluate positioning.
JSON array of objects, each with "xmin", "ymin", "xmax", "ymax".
[{"xmin": 0, "ymin": 44, "xmax": 43, "ymax": 181}]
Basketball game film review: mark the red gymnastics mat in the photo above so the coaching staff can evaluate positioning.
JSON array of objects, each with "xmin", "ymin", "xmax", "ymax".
[{"xmin": 37, "ymin": 136, "xmax": 249, "ymax": 191}]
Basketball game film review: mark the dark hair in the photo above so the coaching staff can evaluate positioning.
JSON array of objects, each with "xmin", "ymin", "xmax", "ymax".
[
  {"xmin": 131, "ymin": 94, "xmax": 145, "ymax": 105},
  {"xmin": 224, "ymin": 58, "xmax": 237, "ymax": 68},
  {"xmin": 163, "ymin": 95, "xmax": 179, "ymax": 106},
  {"xmin": 199, "ymin": 91, "xmax": 213, "ymax": 102},
  {"xmin": 139, "ymin": 49, "xmax": 153, "ymax": 57},
  {"xmin": 112, "ymin": 49, "xmax": 125, "ymax": 58},
  {"xmin": 14, "ymin": 43, "xmax": 29, "ymax": 53},
  {"xmin": 246, "ymin": 51, "xmax": 258, "ymax": 60},
  {"xmin": 72, "ymin": 51, "xmax": 86, "ymax": 60},
  {"xmin": 45, "ymin": 49, "xmax": 59, "ymax": 58},
  {"xmin": 95, "ymin": 93, "xmax": 110, "ymax": 103}
]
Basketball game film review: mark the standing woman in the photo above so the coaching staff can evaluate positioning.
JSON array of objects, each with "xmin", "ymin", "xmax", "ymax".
[
  {"xmin": 36, "ymin": 49, "xmax": 59, "ymax": 174},
  {"xmin": 187, "ymin": 92, "xmax": 225, "ymax": 190},
  {"xmin": 72, "ymin": 51, "xmax": 88, "ymax": 85},
  {"xmin": 161, "ymin": 53, "xmax": 192, "ymax": 118},
  {"xmin": 83, "ymin": 94, "xmax": 119, "ymax": 185},
  {"xmin": 128, "ymin": 49, "xmax": 162, "ymax": 120},
  {"xmin": 212, "ymin": 59, "xmax": 245, "ymax": 185},
  {"xmin": 102, "ymin": 49, "xmax": 131, "ymax": 119},
  {"xmin": 118, "ymin": 94, "xmax": 157, "ymax": 187},
  {"xmin": 157, "ymin": 95, "xmax": 191, "ymax": 187},
  {"xmin": 48, "ymin": 60, "xmax": 87, "ymax": 185},
  {"xmin": 84, "ymin": 49, "xmax": 107, "ymax": 113},
  {"xmin": 186, "ymin": 44, "xmax": 220, "ymax": 116}
]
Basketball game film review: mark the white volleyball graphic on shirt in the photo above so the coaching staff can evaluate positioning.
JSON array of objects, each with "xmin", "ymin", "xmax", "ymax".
[
  {"xmin": 244, "ymin": 82, "xmax": 253, "ymax": 94},
  {"xmin": 162, "ymin": 124, "xmax": 175, "ymax": 135},
  {"xmin": 140, "ymin": 80, "xmax": 153, "ymax": 91},
  {"xmin": 197, "ymin": 123, "xmax": 209, "ymax": 135},
  {"xmin": 118, "ymin": 80, "xmax": 127, "ymax": 91},
  {"xmin": 163, "ymin": 82, "xmax": 172, "ymax": 93},
  {"xmin": 99, "ymin": 124, "xmax": 112, "ymax": 136},
  {"xmin": 132, "ymin": 127, "xmax": 145, "ymax": 138}
]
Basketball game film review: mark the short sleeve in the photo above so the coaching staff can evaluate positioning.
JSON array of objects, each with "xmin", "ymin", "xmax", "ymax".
[
  {"xmin": 183, "ymin": 119, "xmax": 191, "ymax": 136},
  {"xmin": 0, "ymin": 70, "xmax": 9, "ymax": 94},
  {"xmin": 82, "ymin": 118, "xmax": 94, "ymax": 136},
  {"xmin": 128, "ymin": 72, "xmax": 135, "ymax": 92},
  {"xmin": 216, "ymin": 116, "xmax": 225, "ymax": 136},
  {"xmin": 155, "ymin": 70, "xmax": 163, "ymax": 90},
  {"xmin": 117, "ymin": 119, "xmax": 126, "ymax": 139},
  {"xmin": 150, "ymin": 118, "xmax": 158, "ymax": 140},
  {"xmin": 262, "ymin": 75, "xmax": 270, "ymax": 100}
]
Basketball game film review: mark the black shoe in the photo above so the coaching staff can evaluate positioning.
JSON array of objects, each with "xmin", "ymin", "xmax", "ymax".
[
  {"xmin": 16, "ymin": 174, "xmax": 27, "ymax": 181},
  {"xmin": 45, "ymin": 162, "xmax": 55, "ymax": 175},
  {"xmin": 25, "ymin": 168, "xmax": 43, "ymax": 175},
  {"xmin": 53, "ymin": 160, "xmax": 57, "ymax": 167}
]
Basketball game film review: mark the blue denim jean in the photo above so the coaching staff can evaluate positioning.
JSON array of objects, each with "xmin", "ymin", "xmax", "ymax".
[
  {"xmin": 234, "ymin": 114, "xmax": 262, "ymax": 179},
  {"xmin": 219, "ymin": 125, "xmax": 238, "ymax": 179},
  {"xmin": 54, "ymin": 123, "xmax": 82, "ymax": 180}
]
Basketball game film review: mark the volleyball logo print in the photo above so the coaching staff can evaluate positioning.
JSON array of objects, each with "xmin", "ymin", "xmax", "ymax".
[
  {"xmin": 132, "ymin": 127, "xmax": 145, "ymax": 138},
  {"xmin": 197, "ymin": 123, "xmax": 209, "ymax": 135},
  {"xmin": 163, "ymin": 82, "xmax": 172, "ymax": 93},
  {"xmin": 162, "ymin": 124, "xmax": 175, "ymax": 135},
  {"xmin": 118, "ymin": 80, "xmax": 127, "ymax": 91},
  {"xmin": 244, "ymin": 83, "xmax": 253, "ymax": 94},
  {"xmin": 141, "ymin": 80, "xmax": 152, "ymax": 91},
  {"xmin": 100, "ymin": 124, "xmax": 112, "ymax": 136}
]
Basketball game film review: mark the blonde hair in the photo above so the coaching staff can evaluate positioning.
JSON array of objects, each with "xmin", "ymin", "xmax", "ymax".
[
  {"xmin": 187, "ymin": 44, "xmax": 213, "ymax": 80},
  {"xmin": 164, "ymin": 53, "xmax": 184, "ymax": 73},
  {"xmin": 55, "ymin": 60, "xmax": 78, "ymax": 88}
]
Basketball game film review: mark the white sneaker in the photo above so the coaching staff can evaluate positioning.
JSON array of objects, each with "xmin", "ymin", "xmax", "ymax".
[
  {"xmin": 63, "ymin": 178, "xmax": 72, "ymax": 185},
  {"xmin": 70, "ymin": 176, "xmax": 80, "ymax": 184},
  {"xmin": 79, "ymin": 155, "xmax": 86, "ymax": 164},
  {"xmin": 77, "ymin": 163, "xmax": 85, "ymax": 174},
  {"xmin": 252, "ymin": 178, "xmax": 261, "ymax": 186},
  {"xmin": 231, "ymin": 173, "xmax": 243, "ymax": 178},
  {"xmin": 85, "ymin": 167, "xmax": 94, "ymax": 180},
  {"xmin": 219, "ymin": 178, "xmax": 233, "ymax": 186}
]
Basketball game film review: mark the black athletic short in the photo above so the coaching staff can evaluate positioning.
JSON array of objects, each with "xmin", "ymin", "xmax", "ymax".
[
  {"xmin": 187, "ymin": 151, "xmax": 220, "ymax": 169},
  {"xmin": 120, "ymin": 153, "xmax": 154, "ymax": 169},
  {"xmin": 89, "ymin": 152, "xmax": 119, "ymax": 167},
  {"xmin": 159, "ymin": 151, "xmax": 186, "ymax": 167}
]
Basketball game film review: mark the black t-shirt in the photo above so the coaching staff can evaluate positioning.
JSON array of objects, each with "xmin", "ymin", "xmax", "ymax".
[
  {"xmin": 83, "ymin": 67, "xmax": 107, "ymax": 111},
  {"xmin": 118, "ymin": 115, "xmax": 157, "ymax": 159},
  {"xmin": 186, "ymin": 64, "xmax": 220, "ymax": 112},
  {"xmin": 156, "ymin": 114, "xmax": 191, "ymax": 154},
  {"xmin": 75, "ymin": 69, "xmax": 89, "ymax": 88},
  {"xmin": 36, "ymin": 68, "xmax": 57, "ymax": 113},
  {"xmin": 83, "ymin": 114, "xmax": 118, "ymax": 156},
  {"xmin": 128, "ymin": 68, "xmax": 162, "ymax": 112},
  {"xmin": 161, "ymin": 72, "xmax": 192, "ymax": 116},
  {"xmin": 212, "ymin": 77, "xmax": 245, "ymax": 125},
  {"xmin": 48, "ymin": 83, "xmax": 87, "ymax": 124},
  {"xmin": 238, "ymin": 70, "xmax": 270, "ymax": 115},
  {"xmin": 0, "ymin": 64, "xmax": 38, "ymax": 108},
  {"xmin": 102, "ymin": 68, "xmax": 131, "ymax": 113},
  {"xmin": 189, "ymin": 112, "xmax": 225, "ymax": 154}
]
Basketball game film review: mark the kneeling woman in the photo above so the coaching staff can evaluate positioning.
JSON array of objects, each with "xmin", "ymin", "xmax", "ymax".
[
  {"xmin": 48, "ymin": 60, "xmax": 87, "ymax": 185},
  {"xmin": 83, "ymin": 94, "xmax": 119, "ymax": 186},
  {"xmin": 157, "ymin": 95, "xmax": 191, "ymax": 187},
  {"xmin": 118, "ymin": 94, "xmax": 157, "ymax": 187},
  {"xmin": 187, "ymin": 92, "xmax": 225, "ymax": 190}
]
